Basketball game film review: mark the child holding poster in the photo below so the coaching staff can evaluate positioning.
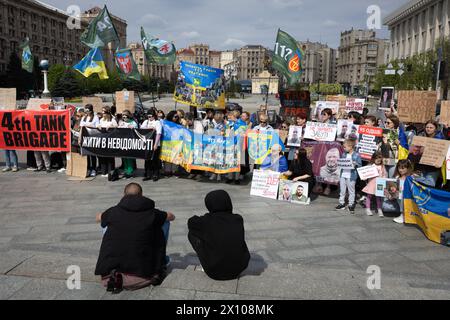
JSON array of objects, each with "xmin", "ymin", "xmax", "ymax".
[
  {"xmin": 393, "ymin": 159, "xmax": 414, "ymax": 224},
  {"xmin": 335, "ymin": 139, "xmax": 362, "ymax": 213},
  {"xmin": 362, "ymin": 152, "xmax": 387, "ymax": 217}
]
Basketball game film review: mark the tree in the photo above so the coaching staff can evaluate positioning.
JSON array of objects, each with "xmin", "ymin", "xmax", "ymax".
[
  {"xmin": 5, "ymin": 52, "xmax": 34, "ymax": 98},
  {"xmin": 51, "ymin": 70, "xmax": 82, "ymax": 98},
  {"xmin": 309, "ymin": 83, "xmax": 342, "ymax": 95},
  {"xmin": 48, "ymin": 64, "xmax": 66, "ymax": 92}
]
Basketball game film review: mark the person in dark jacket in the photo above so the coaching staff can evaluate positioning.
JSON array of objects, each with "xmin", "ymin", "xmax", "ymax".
[
  {"xmin": 187, "ymin": 190, "xmax": 250, "ymax": 281},
  {"xmin": 95, "ymin": 183, "xmax": 175, "ymax": 291}
]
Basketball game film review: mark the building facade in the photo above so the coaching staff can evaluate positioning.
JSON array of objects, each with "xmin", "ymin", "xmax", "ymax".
[
  {"xmin": 129, "ymin": 42, "xmax": 173, "ymax": 80},
  {"xmin": 384, "ymin": 0, "xmax": 450, "ymax": 61},
  {"xmin": 251, "ymin": 70, "xmax": 279, "ymax": 94},
  {"xmin": 235, "ymin": 45, "xmax": 267, "ymax": 81},
  {"xmin": 220, "ymin": 50, "xmax": 234, "ymax": 69},
  {"xmin": 0, "ymin": 1, "xmax": 127, "ymax": 74},
  {"xmin": 298, "ymin": 41, "xmax": 337, "ymax": 84},
  {"xmin": 337, "ymin": 29, "xmax": 387, "ymax": 89},
  {"xmin": 174, "ymin": 44, "xmax": 221, "ymax": 70}
]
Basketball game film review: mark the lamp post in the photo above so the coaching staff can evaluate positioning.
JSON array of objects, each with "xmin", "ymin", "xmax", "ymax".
[{"xmin": 39, "ymin": 59, "xmax": 50, "ymax": 97}]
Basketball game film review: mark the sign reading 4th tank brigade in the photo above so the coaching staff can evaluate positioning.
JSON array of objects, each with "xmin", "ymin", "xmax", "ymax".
[{"xmin": 0, "ymin": 110, "xmax": 71, "ymax": 151}]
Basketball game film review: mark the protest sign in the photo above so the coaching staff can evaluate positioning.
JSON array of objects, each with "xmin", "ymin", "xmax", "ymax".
[
  {"xmin": 357, "ymin": 125, "xmax": 383, "ymax": 160},
  {"xmin": 26, "ymin": 98, "xmax": 52, "ymax": 110},
  {"xmin": 0, "ymin": 110, "xmax": 70, "ymax": 151},
  {"xmin": 375, "ymin": 178, "xmax": 400, "ymax": 199},
  {"xmin": 290, "ymin": 181, "xmax": 310, "ymax": 205},
  {"xmin": 411, "ymin": 136, "xmax": 450, "ymax": 167},
  {"xmin": 116, "ymin": 90, "xmax": 135, "ymax": 114},
  {"xmin": 312, "ymin": 101, "xmax": 339, "ymax": 121},
  {"xmin": 0, "ymin": 88, "xmax": 16, "ymax": 110},
  {"xmin": 336, "ymin": 120, "xmax": 359, "ymax": 142},
  {"xmin": 66, "ymin": 152, "xmax": 88, "ymax": 178},
  {"xmin": 52, "ymin": 97, "xmax": 65, "ymax": 110},
  {"xmin": 174, "ymin": 61, "xmax": 225, "ymax": 109},
  {"xmin": 278, "ymin": 180, "xmax": 293, "ymax": 201},
  {"xmin": 337, "ymin": 158, "xmax": 354, "ymax": 170},
  {"xmin": 326, "ymin": 95, "xmax": 347, "ymax": 118},
  {"xmin": 439, "ymin": 100, "xmax": 450, "ymax": 126},
  {"xmin": 345, "ymin": 98, "xmax": 365, "ymax": 114},
  {"xmin": 357, "ymin": 164, "xmax": 380, "ymax": 180},
  {"xmin": 397, "ymin": 90, "xmax": 436, "ymax": 123},
  {"xmin": 304, "ymin": 122, "xmax": 337, "ymax": 142},
  {"xmin": 302, "ymin": 140, "xmax": 344, "ymax": 185},
  {"xmin": 379, "ymin": 87, "xmax": 394, "ymax": 111},
  {"xmin": 81, "ymin": 127, "xmax": 155, "ymax": 159},
  {"xmin": 447, "ymin": 147, "xmax": 450, "ymax": 180},
  {"xmin": 279, "ymin": 90, "xmax": 310, "ymax": 119},
  {"xmin": 287, "ymin": 126, "xmax": 302, "ymax": 147},
  {"xmin": 82, "ymin": 97, "xmax": 104, "ymax": 113},
  {"xmin": 404, "ymin": 176, "xmax": 450, "ymax": 244},
  {"xmin": 378, "ymin": 129, "xmax": 399, "ymax": 166},
  {"xmin": 250, "ymin": 169, "xmax": 280, "ymax": 200}
]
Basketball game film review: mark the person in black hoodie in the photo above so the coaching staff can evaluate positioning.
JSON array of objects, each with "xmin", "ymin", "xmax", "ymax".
[
  {"xmin": 187, "ymin": 190, "xmax": 250, "ymax": 280},
  {"xmin": 95, "ymin": 183, "xmax": 175, "ymax": 291}
]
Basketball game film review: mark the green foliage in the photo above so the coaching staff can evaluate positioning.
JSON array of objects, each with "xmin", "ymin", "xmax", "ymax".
[
  {"xmin": 51, "ymin": 69, "xmax": 82, "ymax": 98},
  {"xmin": 309, "ymin": 83, "xmax": 342, "ymax": 94},
  {"xmin": 5, "ymin": 52, "xmax": 35, "ymax": 98},
  {"xmin": 48, "ymin": 64, "xmax": 66, "ymax": 92}
]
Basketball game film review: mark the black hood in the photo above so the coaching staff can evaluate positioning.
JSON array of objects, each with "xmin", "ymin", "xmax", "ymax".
[
  {"xmin": 205, "ymin": 190, "xmax": 233, "ymax": 213},
  {"xmin": 118, "ymin": 195, "xmax": 155, "ymax": 212}
]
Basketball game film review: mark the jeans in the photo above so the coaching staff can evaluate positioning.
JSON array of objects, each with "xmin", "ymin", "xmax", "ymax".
[
  {"xmin": 34, "ymin": 151, "xmax": 51, "ymax": 169},
  {"xmin": 4, "ymin": 150, "xmax": 18, "ymax": 168},
  {"xmin": 339, "ymin": 178, "xmax": 356, "ymax": 206}
]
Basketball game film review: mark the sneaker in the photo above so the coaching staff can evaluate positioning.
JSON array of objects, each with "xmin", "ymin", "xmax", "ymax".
[
  {"xmin": 27, "ymin": 167, "xmax": 37, "ymax": 171},
  {"xmin": 393, "ymin": 215, "xmax": 404, "ymax": 224},
  {"xmin": 12, "ymin": 167, "xmax": 18, "ymax": 172},
  {"xmin": 57, "ymin": 168, "xmax": 66, "ymax": 173},
  {"xmin": 366, "ymin": 208, "xmax": 373, "ymax": 216},
  {"xmin": 335, "ymin": 204, "xmax": 346, "ymax": 210},
  {"xmin": 378, "ymin": 209, "xmax": 384, "ymax": 217},
  {"xmin": 34, "ymin": 167, "xmax": 44, "ymax": 172},
  {"xmin": 101, "ymin": 174, "xmax": 108, "ymax": 178},
  {"xmin": 2, "ymin": 167, "xmax": 11, "ymax": 172},
  {"xmin": 89, "ymin": 170, "xmax": 96, "ymax": 177},
  {"xmin": 348, "ymin": 205, "xmax": 356, "ymax": 214}
]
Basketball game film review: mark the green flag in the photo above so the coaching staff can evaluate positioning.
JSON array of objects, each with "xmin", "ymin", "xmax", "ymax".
[
  {"xmin": 80, "ymin": 5, "xmax": 119, "ymax": 48},
  {"xmin": 115, "ymin": 48, "xmax": 141, "ymax": 81},
  {"xmin": 140, "ymin": 27, "xmax": 176, "ymax": 65},
  {"xmin": 20, "ymin": 38, "xmax": 33, "ymax": 73},
  {"xmin": 271, "ymin": 29, "xmax": 304, "ymax": 85}
]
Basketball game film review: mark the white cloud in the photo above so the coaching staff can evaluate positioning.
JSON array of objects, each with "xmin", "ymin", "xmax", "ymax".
[
  {"xmin": 272, "ymin": 0, "xmax": 303, "ymax": 8},
  {"xmin": 180, "ymin": 31, "xmax": 200, "ymax": 39},
  {"xmin": 222, "ymin": 38, "xmax": 247, "ymax": 49},
  {"xmin": 138, "ymin": 14, "xmax": 168, "ymax": 28}
]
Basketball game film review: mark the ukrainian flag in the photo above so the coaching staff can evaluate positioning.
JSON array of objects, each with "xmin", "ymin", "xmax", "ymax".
[
  {"xmin": 398, "ymin": 125, "xmax": 409, "ymax": 160},
  {"xmin": 73, "ymin": 48, "xmax": 109, "ymax": 80}
]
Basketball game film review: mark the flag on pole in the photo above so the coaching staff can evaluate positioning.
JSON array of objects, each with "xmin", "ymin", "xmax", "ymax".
[
  {"xmin": 271, "ymin": 29, "xmax": 304, "ymax": 85},
  {"xmin": 73, "ymin": 48, "xmax": 109, "ymax": 80},
  {"xmin": 140, "ymin": 27, "xmax": 176, "ymax": 65},
  {"xmin": 398, "ymin": 125, "xmax": 409, "ymax": 161},
  {"xmin": 80, "ymin": 5, "xmax": 120, "ymax": 48},
  {"xmin": 115, "ymin": 48, "xmax": 141, "ymax": 81},
  {"xmin": 20, "ymin": 38, "xmax": 33, "ymax": 73}
]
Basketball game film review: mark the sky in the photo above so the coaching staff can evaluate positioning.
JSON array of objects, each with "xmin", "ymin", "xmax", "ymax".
[{"xmin": 44, "ymin": 0, "xmax": 410, "ymax": 50}]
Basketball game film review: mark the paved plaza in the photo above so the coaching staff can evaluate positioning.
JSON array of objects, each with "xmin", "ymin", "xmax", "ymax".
[{"xmin": 1, "ymin": 166, "xmax": 450, "ymax": 300}]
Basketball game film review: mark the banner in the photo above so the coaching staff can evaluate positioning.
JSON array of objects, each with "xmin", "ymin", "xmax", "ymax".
[
  {"xmin": 0, "ymin": 110, "xmax": 70, "ymax": 151},
  {"xmin": 174, "ymin": 61, "xmax": 225, "ymax": 109},
  {"xmin": 303, "ymin": 122, "xmax": 337, "ymax": 142},
  {"xmin": 247, "ymin": 130, "xmax": 285, "ymax": 165},
  {"xmin": 357, "ymin": 125, "xmax": 383, "ymax": 160},
  {"xmin": 250, "ymin": 169, "xmax": 280, "ymax": 200},
  {"xmin": 345, "ymin": 98, "xmax": 365, "ymax": 114},
  {"xmin": 115, "ymin": 48, "xmax": 141, "ymax": 81},
  {"xmin": 398, "ymin": 91, "xmax": 436, "ymax": 123},
  {"xmin": 0, "ymin": 88, "xmax": 16, "ymax": 110},
  {"xmin": 301, "ymin": 140, "xmax": 344, "ymax": 185},
  {"xmin": 404, "ymin": 176, "xmax": 450, "ymax": 244},
  {"xmin": 81, "ymin": 127, "xmax": 155, "ymax": 159},
  {"xmin": 279, "ymin": 90, "xmax": 310, "ymax": 118},
  {"xmin": 140, "ymin": 26, "xmax": 176, "ymax": 65}
]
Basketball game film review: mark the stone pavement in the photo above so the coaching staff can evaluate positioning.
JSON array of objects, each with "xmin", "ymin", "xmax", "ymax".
[{"xmin": 1, "ymin": 168, "xmax": 450, "ymax": 300}]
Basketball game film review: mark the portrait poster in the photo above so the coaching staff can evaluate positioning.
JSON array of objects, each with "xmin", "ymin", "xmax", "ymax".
[{"xmin": 287, "ymin": 125, "xmax": 302, "ymax": 147}]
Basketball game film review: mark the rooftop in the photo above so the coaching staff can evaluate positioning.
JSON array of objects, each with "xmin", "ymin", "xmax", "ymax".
[{"xmin": 384, "ymin": 0, "xmax": 434, "ymax": 26}]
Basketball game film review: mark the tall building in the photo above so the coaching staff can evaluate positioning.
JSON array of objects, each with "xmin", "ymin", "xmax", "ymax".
[
  {"xmin": 337, "ymin": 29, "xmax": 387, "ymax": 90},
  {"xmin": 175, "ymin": 44, "xmax": 221, "ymax": 70},
  {"xmin": 81, "ymin": 6, "xmax": 127, "ymax": 71},
  {"xmin": 128, "ymin": 42, "xmax": 173, "ymax": 80},
  {"xmin": 0, "ymin": 1, "xmax": 127, "ymax": 74},
  {"xmin": 0, "ymin": 0, "xmax": 88, "ymax": 73},
  {"xmin": 220, "ymin": 50, "xmax": 234, "ymax": 69},
  {"xmin": 384, "ymin": 0, "xmax": 450, "ymax": 61},
  {"xmin": 235, "ymin": 45, "xmax": 267, "ymax": 81},
  {"xmin": 298, "ymin": 41, "xmax": 337, "ymax": 84}
]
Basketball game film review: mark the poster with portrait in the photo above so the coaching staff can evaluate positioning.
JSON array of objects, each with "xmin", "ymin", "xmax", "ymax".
[
  {"xmin": 336, "ymin": 120, "xmax": 359, "ymax": 142},
  {"xmin": 290, "ymin": 181, "xmax": 310, "ymax": 205},
  {"xmin": 357, "ymin": 126, "xmax": 383, "ymax": 160},
  {"xmin": 301, "ymin": 140, "xmax": 344, "ymax": 185},
  {"xmin": 312, "ymin": 101, "xmax": 339, "ymax": 121},
  {"xmin": 278, "ymin": 180, "xmax": 293, "ymax": 202},
  {"xmin": 375, "ymin": 178, "xmax": 400, "ymax": 199},
  {"xmin": 377, "ymin": 129, "xmax": 399, "ymax": 166},
  {"xmin": 287, "ymin": 125, "xmax": 302, "ymax": 147},
  {"xmin": 379, "ymin": 87, "xmax": 394, "ymax": 111}
]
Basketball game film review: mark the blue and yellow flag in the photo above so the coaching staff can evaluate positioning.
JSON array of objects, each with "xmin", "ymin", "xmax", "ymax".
[
  {"xmin": 398, "ymin": 125, "xmax": 409, "ymax": 160},
  {"xmin": 73, "ymin": 48, "xmax": 109, "ymax": 80},
  {"xmin": 403, "ymin": 176, "xmax": 450, "ymax": 244}
]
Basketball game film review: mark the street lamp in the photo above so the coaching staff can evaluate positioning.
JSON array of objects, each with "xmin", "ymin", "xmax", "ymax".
[{"xmin": 39, "ymin": 59, "xmax": 50, "ymax": 96}]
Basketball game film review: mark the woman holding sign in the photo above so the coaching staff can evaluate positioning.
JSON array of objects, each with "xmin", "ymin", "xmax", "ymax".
[{"xmin": 281, "ymin": 148, "xmax": 314, "ymax": 197}]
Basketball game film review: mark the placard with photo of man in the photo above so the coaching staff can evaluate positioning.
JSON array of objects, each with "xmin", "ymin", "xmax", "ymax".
[
  {"xmin": 287, "ymin": 126, "xmax": 302, "ymax": 147},
  {"xmin": 291, "ymin": 181, "xmax": 310, "ymax": 205}
]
